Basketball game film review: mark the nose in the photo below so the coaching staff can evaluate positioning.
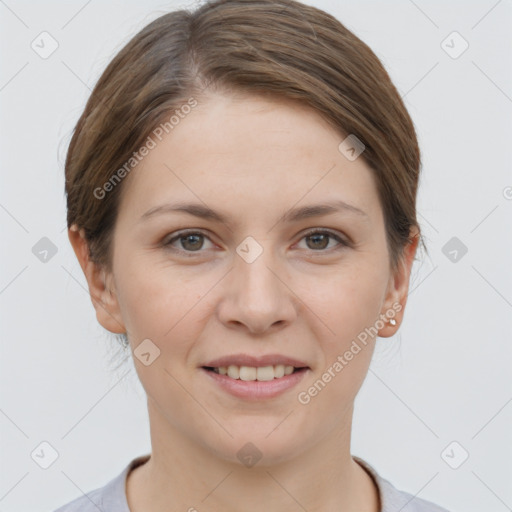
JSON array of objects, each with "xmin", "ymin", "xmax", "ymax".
[{"xmin": 216, "ymin": 246, "xmax": 298, "ymax": 335}]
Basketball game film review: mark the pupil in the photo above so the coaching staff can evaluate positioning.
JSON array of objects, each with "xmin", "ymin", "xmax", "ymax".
[
  {"xmin": 307, "ymin": 234, "xmax": 328, "ymax": 250},
  {"xmin": 182, "ymin": 234, "xmax": 203, "ymax": 251}
]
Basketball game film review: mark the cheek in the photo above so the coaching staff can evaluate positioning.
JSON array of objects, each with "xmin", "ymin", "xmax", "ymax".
[
  {"xmin": 304, "ymin": 260, "xmax": 389, "ymax": 348},
  {"xmin": 312, "ymin": 287, "xmax": 380, "ymax": 394},
  {"xmin": 116, "ymin": 267, "xmax": 214, "ymax": 403},
  {"xmin": 296, "ymin": 271, "xmax": 384, "ymax": 425},
  {"xmin": 299, "ymin": 259, "xmax": 389, "ymax": 418},
  {"xmin": 115, "ymin": 261, "xmax": 215, "ymax": 350}
]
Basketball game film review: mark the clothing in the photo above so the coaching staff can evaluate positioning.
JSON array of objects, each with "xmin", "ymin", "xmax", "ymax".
[{"xmin": 54, "ymin": 454, "xmax": 450, "ymax": 511}]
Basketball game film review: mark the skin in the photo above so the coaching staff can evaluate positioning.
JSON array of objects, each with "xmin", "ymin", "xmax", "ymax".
[{"xmin": 69, "ymin": 89, "xmax": 418, "ymax": 512}]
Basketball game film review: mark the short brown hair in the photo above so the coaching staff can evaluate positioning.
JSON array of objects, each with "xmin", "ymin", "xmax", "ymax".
[{"xmin": 65, "ymin": 0, "xmax": 422, "ymax": 272}]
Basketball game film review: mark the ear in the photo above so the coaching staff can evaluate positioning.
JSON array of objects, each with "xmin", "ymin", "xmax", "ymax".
[
  {"xmin": 378, "ymin": 227, "xmax": 420, "ymax": 337},
  {"xmin": 68, "ymin": 224, "xmax": 126, "ymax": 334}
]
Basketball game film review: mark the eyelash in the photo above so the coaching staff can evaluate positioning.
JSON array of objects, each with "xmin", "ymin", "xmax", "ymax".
[{"xmin": 162, "ymin": 228, "xmax": 349, "ymax": 257}]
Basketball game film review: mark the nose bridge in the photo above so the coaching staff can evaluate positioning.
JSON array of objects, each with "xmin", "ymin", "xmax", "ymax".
[
  {"xmin": 236, "ymin": 244, "xmax": 280, "ymax": 298},
  {"xmin": 234, "ymin": 233, "xmax": 277, "ymax": 285},
  {"xmin": 217, "ymin": 238, "xmax": 296, "ymax": 333}
]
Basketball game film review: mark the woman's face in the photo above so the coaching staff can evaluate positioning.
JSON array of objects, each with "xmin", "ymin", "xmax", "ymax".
[{"xmin": 77, "ymin": 90, "xmax": 416, "ymax": 465}]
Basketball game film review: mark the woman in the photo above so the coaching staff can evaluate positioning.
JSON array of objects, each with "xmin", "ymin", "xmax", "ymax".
[{"xmin": 56, "ymin": 0, "xmax": 450, "ymax": 510}]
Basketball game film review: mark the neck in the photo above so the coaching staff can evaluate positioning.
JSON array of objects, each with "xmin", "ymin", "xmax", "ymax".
[{"xmin": 126, "ymin": 400, "xmax": 380, "ymax": 512}]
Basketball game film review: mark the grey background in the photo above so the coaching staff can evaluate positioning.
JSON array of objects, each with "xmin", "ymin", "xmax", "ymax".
[{"xmin": 1, "ymin": 0, "xmax": 511, "ymax": 510}]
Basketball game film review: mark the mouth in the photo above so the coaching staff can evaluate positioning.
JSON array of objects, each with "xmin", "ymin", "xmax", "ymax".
[
  {"xmin": 200, "ymin": 354, "xmax": 310, "ymax": 400},
  {"xmin": 202, "ymin": 364, "xmax": 306, "ymax": 381}
]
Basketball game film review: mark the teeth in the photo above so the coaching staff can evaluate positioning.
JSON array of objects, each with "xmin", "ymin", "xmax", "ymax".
[
  {"xmin": 227, "ymin": 365, "xmax": 239, "ymax": 379},
  {"xmin": 274, "ymin": 364, "xmax": 285, "ymax": 378},
  {"xmin": 256, "ymin": 366, "xmax": 274, "ymax": 381},
  {"xmin": 239, "ymin": 366, "xmax": 257, "ymax": 381},
  {"xmin": 284, "ymin": 365, "xmax": 294, "ymax": 375},
  {"xmin": 213, "ymin": 364, "xmax": 299, "ymax": 381}
]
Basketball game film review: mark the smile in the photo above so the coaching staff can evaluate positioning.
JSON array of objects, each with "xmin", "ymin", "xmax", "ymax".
[
  {"xmin": 201, "ymin": 364, "xmax": 309, "ymax": 400},
  {"xmin": 205, "ymin": 364, "xmax": 299, "ymax": 381}
]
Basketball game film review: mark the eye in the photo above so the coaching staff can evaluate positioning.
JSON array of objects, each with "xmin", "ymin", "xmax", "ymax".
[
  {"xmin": 163, "ymin": 230, "xmax": 215, "ymax": 254},
  {"xmin": 162, "ymin": 228, "xmax": 349, "ymax": 256},
  {"xmin": 296, "ymin": 229, "xmax": 348, "ymax": 252}
]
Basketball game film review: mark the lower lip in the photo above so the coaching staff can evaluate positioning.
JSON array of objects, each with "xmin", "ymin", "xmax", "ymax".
[{"xmin": 201, "ymin": 368, "xmax": 309, "ymax": 400}]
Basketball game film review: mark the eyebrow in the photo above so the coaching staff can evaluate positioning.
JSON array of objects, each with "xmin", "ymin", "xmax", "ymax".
[{"xmin": 139, "ymin": 199, "xmax": 368, "ymax": 226}]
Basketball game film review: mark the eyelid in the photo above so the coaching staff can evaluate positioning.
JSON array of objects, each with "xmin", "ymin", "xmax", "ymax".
[
  {"xmin": 163, "ymin": 229, "xmax": 216, "ymax": 253},
  {"xmin": 295, "ymin": 228, "xmax": 350, "ymax": 250}
]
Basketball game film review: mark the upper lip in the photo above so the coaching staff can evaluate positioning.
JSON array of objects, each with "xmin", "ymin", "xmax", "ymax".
[{"xmin": 202, "ymin": 354, "xmax": 309, "ymax": 368}]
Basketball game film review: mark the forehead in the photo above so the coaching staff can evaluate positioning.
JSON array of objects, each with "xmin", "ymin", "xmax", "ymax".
[{"xmin": 116, "ymin": 91, "xmax": 380, "ymax": 222}]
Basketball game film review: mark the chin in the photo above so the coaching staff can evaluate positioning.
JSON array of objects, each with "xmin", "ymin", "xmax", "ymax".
[{"xmin": 200, "ymin": 422, "xmax": 309, "ymax": 468}]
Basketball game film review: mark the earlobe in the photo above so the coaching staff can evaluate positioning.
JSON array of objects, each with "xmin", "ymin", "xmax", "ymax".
[
  {"xmin": 68, "ymin": 224, "xmax": 126, "ymax": 334},
  {"xmin": 378, "ymin": 228, "xmax": 420, "ymax": 338}
]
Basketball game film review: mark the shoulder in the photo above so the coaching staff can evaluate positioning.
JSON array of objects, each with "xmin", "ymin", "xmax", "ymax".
[
  {"xmin": 53, "ymin": 484, "xmax": 112, "ymax": 512},
  {"xmin": 353, "ymin": 456, "xmax": 452, "ymax": 512},
  {"xmin": 53, "ymin": 454, "xmax": 150, "ymax": 512}
]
